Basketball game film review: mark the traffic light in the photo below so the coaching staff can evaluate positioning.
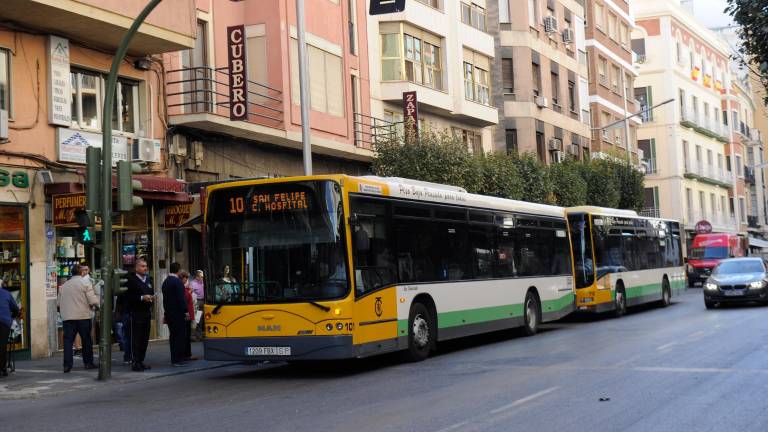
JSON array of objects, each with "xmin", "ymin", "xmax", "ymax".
[
  {"xmin": 113, "ymin": 268, "xmax": 130, "ymax": 293},
  {"xmin": 85, "ymin": 146, "xmax": 102, "ymax": 213},
  {"xmin": 116, "ymin": 160, "xmax": 143, "ymax": 212},
  {"xmin": 369, "ymin": 0, "xmax": 405, "ymax": 15},
  {"xmin": 75, "ymin": 209, "xmax": 96, "ymax": 245}
]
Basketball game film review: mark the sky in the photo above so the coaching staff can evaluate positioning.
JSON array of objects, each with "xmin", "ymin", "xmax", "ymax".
[{"xmin": 691, "ymin": 0, "xmax": 735, "ymax": 29}]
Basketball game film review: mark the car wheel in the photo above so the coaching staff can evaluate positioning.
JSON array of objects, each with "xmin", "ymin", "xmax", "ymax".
[{"xmin": 405, "ymin": 302, "xmax": 434, "ymax": 362}]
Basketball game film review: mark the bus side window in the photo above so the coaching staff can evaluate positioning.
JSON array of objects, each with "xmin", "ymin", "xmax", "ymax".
[{"xmin": 350, "ymin": 198, "xmax": 396, "ymax": 296}]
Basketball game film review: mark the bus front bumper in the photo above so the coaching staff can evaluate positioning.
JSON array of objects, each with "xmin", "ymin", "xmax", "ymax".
[{"xmin": 204, "ymin": 335, "xmax": 354, "ymax": 361}]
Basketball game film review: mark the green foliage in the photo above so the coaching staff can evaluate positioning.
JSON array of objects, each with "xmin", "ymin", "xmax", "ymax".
[
  {"xmin": 549, "ymin": 158, "xmax": 588, "ymax": 207},
  {"xmin": 725, "ymin": 0, "xmax": 768, "ymax": 103},
  {"xmin": 372, "ymin": 131, "xmax": 645, "ymax": 211}
]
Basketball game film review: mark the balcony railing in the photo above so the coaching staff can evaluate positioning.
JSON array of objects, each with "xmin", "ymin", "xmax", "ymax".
[
  {"xmin": 353, "ymin": 113, "xmax": 398, "ymax": 150},
  {"xmin": 166, "ymin": 66, "xmax": 283, "ymax": 124},
  {"xmin": 680, "ymin": 110, "xmax": 728, "ymax": 142},
  {"xmin": 684, "ymin": 161, "xmax": 734, "ymax": 186},
  {"xmin": 639, "ymin": 207, "xmax": 660, "ymax": 218}
]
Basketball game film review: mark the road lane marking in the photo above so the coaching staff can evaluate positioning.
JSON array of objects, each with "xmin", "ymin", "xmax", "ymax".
[
  {"xmin": 434, "ymin": 420, "xmax": 469, "ymax": 432},
  {"xmin": 489, "ymin": 386, "xmax": 560, "ymax": 414},
  {"xmin": 688, "ymin": 331, "xmax": 706, "ymax": 338},
  {"xmin": 656, "ymin": 342, "xmax": 678, "ymax": 351}
]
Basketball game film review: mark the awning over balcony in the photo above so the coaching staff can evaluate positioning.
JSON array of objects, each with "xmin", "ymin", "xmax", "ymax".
[{"xmin": 748, "ymin": 236, "xmax": 768, "ymax": 249}]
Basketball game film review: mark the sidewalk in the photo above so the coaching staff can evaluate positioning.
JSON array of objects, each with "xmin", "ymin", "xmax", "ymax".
[{"xmin": 1, "ymin": 340, "xmax": 238, "ymax": 400}]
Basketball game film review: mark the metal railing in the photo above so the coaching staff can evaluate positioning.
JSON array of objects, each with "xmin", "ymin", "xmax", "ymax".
[
  {"xmin": 352, "ymin": 112, "xmax": 399, "ymax": 150},
  {"xmin": 166, "ymin": 66, "xmax": 284, "ymax": 124},
  {"xmin": 639, "ymin": 207, "xmax": 660, "ymax": 218}
]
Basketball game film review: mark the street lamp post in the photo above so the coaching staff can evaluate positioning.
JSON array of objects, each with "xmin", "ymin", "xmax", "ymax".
[
  {"xmin": 296, "ymin": 0, "xmax": 312, "ymax": 175},
  {"xmin": 98, "ymin": 0, "xmax": 163, "ymax": 381}
]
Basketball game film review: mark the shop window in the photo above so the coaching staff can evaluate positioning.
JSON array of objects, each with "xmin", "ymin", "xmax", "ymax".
[{"xmin": 0, "ymin": 206, "xmax": 27, "ymax": 351}]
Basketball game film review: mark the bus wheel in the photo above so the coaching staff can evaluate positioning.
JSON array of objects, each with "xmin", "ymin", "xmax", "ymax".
[
  {"xmin": 613, "ymin": 286, "xmax": 627, "ymax": 318},
  {"xmin": 405, "ymin": 303, "xmax": 433, "ymax": 362},
  {"xmin": 522, "ymin": 291, "xmax": 541, "ymax": 336},
  {"xmin": 660, "ymin": 278, "xmax": 672, "ymax": 307}
]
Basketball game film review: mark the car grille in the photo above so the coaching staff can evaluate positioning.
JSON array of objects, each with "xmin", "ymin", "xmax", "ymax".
[
  {"xmin": 694, "ymin": 267, "xmax": 713, "ymax": 276},
  {"xmin": 720, "ymin": 284, "xmax": 747, "ymax": 290}
]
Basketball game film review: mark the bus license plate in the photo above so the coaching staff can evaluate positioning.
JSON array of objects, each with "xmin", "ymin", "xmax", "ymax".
[
  {"xmin": 724, "ymin": 290, "xmax": 744, "ymax": 297},
  {"xmin": 246, "ymin": 346, "xmax": 291, "ymax": 356}
]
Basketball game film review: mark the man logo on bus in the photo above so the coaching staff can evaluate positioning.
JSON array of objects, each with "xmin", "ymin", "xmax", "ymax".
[{"xmin": 375, "ymin": 297, "xmax": 383, "ymax": 317}]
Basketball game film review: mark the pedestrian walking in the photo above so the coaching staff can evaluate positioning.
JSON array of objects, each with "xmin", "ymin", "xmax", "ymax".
[
  {"xmin": 115, "ymin": 289, "xmax": 132, "ymax": 364},
  {"xmin": 125, "ymin": 258, "xmax": 154, "ymax": 372},
  {"xmin": 162, "ymin": 262, "xmax": 189, "ymax": 366},
  {"xmin": 0, "ymin": 279, "xmax": 20, "ymax": 377},
  {"xmin": 189, "ymin": 270, "xmax": 205, "ymax": 341},
  {"xmin": 57, "ymin": 264, "xmax": 99, "ymax": 373},
  {"xmin": 179, "ymin": 270, "xmax": 196, "ymax": 361}
]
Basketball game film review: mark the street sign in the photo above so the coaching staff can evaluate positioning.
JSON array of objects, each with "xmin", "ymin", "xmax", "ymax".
[
  {"xmin": 370, "ymin": 0, "xmax": 406, "ymax": 15},
  {"xmin": 227, "ymin": 25, "xmax": 248, "ymax": 121},
  {"xmin": 695, "ymin": 220, "xmax": 713, "ymax": 234},
  {"xmin": 402, "ymin": 91, "xmax": 419, "ymax": 140}
]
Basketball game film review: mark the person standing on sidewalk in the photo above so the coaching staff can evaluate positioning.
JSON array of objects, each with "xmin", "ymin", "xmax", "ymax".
[
  {"xmin": 162, "ymin": 263, "xmax": 189, "ymax": 366},
  {"xmin": 58, "ymin": 264, "xmax": 99, "ymax": 373},
  {"xmin": 188, "ymin": 270, "xmax": 205, "ymax": 341},
  {"xmin": 125, "ymin": 258, "xmax": 154, "ymax": 372},
  {"xmin": 179, "ymin": 270, "xmax": 195, "ymax": 361},
  {"xmin": 0, "ymin": 279, "xmax": 20, "ymax": 377}
]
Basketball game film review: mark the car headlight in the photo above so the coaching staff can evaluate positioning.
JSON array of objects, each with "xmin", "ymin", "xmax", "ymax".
[
  {"xmin": 704, "ymin": 282, "xmax": 718, "ymax": 291},
  {"xmin": 749, "ymin": 281, "xmax": 766, "ymax": 289}
]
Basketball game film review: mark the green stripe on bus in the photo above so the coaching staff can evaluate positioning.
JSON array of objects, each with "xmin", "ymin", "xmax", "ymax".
[
  {"xmin": 626, "ymin": 282, "xmax": 662, "ymax": 299},
  {"xmin": 542, "ymin": 293, "xmax": 575, "ymax": 312}
]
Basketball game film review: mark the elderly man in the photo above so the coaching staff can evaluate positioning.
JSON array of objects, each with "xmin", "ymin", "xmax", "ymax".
[
  {"xmin": 58, "ymin": 264, "xmax": 99, "ymax": 373},
  {"xmin": 125, "ymin": 257, "xmax": 154, "ymax": 372}
]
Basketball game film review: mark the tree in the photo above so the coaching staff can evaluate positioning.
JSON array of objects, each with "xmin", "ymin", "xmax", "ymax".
[
  {"xmin": 582, "ymin": 158, "xmax": 621, "ymax": 208},
  {"xmin": 548, "ymin": 159, "xmax": 588, "ymax": 206},
  {"xmin": 512, "ymin": 153, "xmax": 553, "ymax": 204},
  {"xmin": 725, "ymin": 1, "xmax": 768, "ymax": 102},
  {"xmin": 372, "ymin": 127, "xmax": 479, "ymax": 191},
  {"xmin": 615, "ymin": 161, "xmax": 645, "ymax": 211},
  {"xmin": 474, "ymin": 152, "xmax": 524, "ymax": 200}
]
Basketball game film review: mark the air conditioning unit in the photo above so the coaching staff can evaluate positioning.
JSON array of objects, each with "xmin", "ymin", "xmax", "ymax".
[
  {"xmin": 548, "ymin": 138, "xmax": 563, "ymax": 151},
  {"xmin": 543, "ymin": 16, "xmax": 559, "ymax": 34},
  {"xmin": 552, "ymin": 150, "xmax": 565, "ymax": 163},
  {"xmin": 567, "ymin": 144, "xmax": 579, "ymax": 155},
  {"xmin": 562, "ymin": 28, "xmax": 574, "ymax": 44},
  {"xmin": 132, "ymin": 138, "xmax": 162, "ymax": 163},
  {"xmin": 0, "ymin": 109, "xmax": 7, "ymax": 141},
  {"xmin": 534, "ymin": 96, "xmax": 549, "ymax": 108}
]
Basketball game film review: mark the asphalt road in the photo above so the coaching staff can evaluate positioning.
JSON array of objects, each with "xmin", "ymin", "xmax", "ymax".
[{"xmin": 6, "ymin": 289, "xmax": 768, "ymax": 432}]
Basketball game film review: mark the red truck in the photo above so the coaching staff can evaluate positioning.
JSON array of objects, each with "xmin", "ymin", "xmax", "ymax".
[{"xmin": 687, "ymin": 233, "xmax": 747, "ymax": 286}]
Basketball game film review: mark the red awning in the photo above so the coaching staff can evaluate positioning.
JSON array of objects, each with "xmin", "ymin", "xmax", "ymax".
[{"xmin": 45, "ymin": 176, "xmax": 191, "ymax": 203}]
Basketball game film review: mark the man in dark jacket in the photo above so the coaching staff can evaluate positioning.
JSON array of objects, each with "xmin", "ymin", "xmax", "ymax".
[
  {"xmin": 0, "ymin": 281, "xmax": 20, "ymax": 377},
  {"xmin": 162, "ymin": 262, "xmax": 189, "ymax": 366},
  {"xmin": 125, "ymin": 257, "xmax": 154, "ymax": 372}
]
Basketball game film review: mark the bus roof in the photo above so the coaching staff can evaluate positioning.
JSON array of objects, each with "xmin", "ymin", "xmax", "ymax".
[{"xmin": 565, "ymin": 206, "xmax": 639, "ymax": 218}]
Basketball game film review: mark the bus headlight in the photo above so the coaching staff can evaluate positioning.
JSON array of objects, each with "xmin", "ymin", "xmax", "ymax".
[
  {"xmin": 749, "ymin": 281, "xmax": 766, "ymax": 289},
  {"xmin": 704, "ymin": 282, "xmax": 718, "ymax": 291}
]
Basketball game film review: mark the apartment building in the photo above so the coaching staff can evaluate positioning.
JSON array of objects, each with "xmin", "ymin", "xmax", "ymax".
[
  {"xmin": 489, "ymin": 0, "xmax": 591, "ymax": 162},
  {"xmin": 366, "ymin": 0, "xmax": 498, "ymax": 154},
  {"xmin": 165, "ymin": 0, "xmax": 373, "ymax": 183},
  {"xmin": 585, "ymin": 0, "xmax": 640, "ymax": 161},
  {"xmin": 0, "ymin": 0, "xmax": 196, "ymax": 358},
  {"xmin": 634, "ymin": 0, "xmax": 738, "ymax": 243}
]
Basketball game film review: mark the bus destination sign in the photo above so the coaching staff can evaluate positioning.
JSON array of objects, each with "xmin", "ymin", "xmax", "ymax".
[{"xmin": 227, "ymin": 191, "xmax": 309, "ymax": 215}]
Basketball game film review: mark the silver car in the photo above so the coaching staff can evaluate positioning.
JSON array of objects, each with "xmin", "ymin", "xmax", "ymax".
[{"xmin": 703, "ymin": 257, "xmax": 768, "ymax": 309}]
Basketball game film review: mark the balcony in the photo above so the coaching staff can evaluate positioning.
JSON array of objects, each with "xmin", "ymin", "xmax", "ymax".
[
  {"xmin": 639, "ymin": 207, "xmax": 660, "ymax": 218},
  {"xmin": 683, "ymin": 161, "xmax": 734, "ymax": 188},
  {"xmin": 680, "ymin": 111, "xmax": 729, "ymax": 143},
  {"xmin": 1, "ymin": 0, "xmax": 195, "ymax": 55},
  {"xmin": 353, "ymin": 113, "xmax": 398, "ymax": 150},
  {"xmin": 745, "ymin": 167, "xmax": 756, "ymax": 185}
]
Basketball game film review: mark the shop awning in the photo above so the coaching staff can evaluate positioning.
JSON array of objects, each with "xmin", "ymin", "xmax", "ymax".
[
  {"xmin": 748, "ymin": 236, "xmax": 768, "ymax": 249},
  {"xmin": 45, "ymin": 176, "xmax": 191, "ymax": 203}
]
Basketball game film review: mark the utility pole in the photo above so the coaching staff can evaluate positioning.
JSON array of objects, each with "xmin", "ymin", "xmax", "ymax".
[
  {"xmin": 296, "ymin": 0, "xmax": 312, "ymax": 175},
  {"xmin": 97, "ymin": 0, "xmax": 161, "ymax": 381}
]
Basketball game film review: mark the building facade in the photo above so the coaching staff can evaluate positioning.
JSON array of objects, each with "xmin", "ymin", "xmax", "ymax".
[
  {"xmin": 634, "ymin": 0, "xmax": 739, "ymax": 244},
  {"xmin": 490, "ymin": 0, "xmax": 591, "ymax": 162},
  {"xmin": 0, "ymin": 0, "xmax": 196, "ymax": 358},
  {"xmin": 585, "ymin": 0, "xmax": 640, "ymax": 161},
  {"xmin": 365, "ymin": 0, "xmax": 498, "ymax": 154}
]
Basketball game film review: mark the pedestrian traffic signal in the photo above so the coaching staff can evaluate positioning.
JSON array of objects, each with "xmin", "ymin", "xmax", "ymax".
[
  {"xmin": 85, "ymin": 146, "xmax": 102, "ymax": 213},
  {"xmin": 369, "ymin": 0, "xmax": 405, "ymax": 15},
  {"xmin": 113, "ymin": 268, "xmax": 130, "ymax": 293},
  {"xmin": 75, "ymin": 209, "xmax": 96, "ymax": 245},
  {"xmin": 116, "ymin": 160, "xmax": 143, "ymax": 212}
]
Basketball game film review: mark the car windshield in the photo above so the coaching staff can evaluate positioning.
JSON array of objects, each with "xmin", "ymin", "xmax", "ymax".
[
  {"xmin": 205, "ymin": 180, "xmax": 348, "ymax": 304},
  {"xmin": 690, "ymin": 246, "xmax": 728, "ymax": 260},
  {"xmin": 713, "ymin": 260, "xmax": 765, "ymax": 275}
]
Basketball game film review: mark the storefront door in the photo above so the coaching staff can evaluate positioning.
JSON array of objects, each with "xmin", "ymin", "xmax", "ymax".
[{"xmin": 0, "ymin": 205, "xmax": 30, "ymax": 353}]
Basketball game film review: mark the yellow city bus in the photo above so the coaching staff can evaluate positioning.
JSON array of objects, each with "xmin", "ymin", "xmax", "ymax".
[
  {"xmin": 566, "ymin": 207, "xmax": 685, "ymax": 316},
  {"xmin": 202, "ymin": 175, "xmax": 575, "ymax": 361}
]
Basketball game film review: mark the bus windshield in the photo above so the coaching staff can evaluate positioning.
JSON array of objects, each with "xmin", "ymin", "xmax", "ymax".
[
  {"xmin": 205, "ymin": 180, "xmax": 348, "ymax": 304},
  {"xmin": 690, "ymin": 246, "xmax": 728, "ymax": 260},
  {"xmin": 568, "ymin": 214, "xmax": 595, "ymax": 289}
]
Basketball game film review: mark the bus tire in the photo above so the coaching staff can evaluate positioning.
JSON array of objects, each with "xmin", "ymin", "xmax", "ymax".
[
  {"xmin": 660, "ymin": 278, "xmax": 672, "ymax": 307},
  {"xmin": 613, "ymin": 284, "xmax": 627, "ymax": 318},
  {"xmin": 522, "ymin": 291, "xmax": 541, "ymax": 336},
  {"xmin": 405, "ymin": 302, "xmax": 434, "ymax": 362}
]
